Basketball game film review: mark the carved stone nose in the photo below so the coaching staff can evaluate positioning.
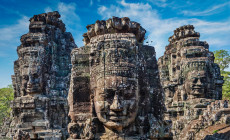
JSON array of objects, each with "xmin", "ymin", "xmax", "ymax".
[
  {"xmin": 27, "ymin": 82, "xmax": 32, "ymax": 88},
  {"xmin": 197, "ymin": 78, "xmax": 202, "ymax": 85},
  {"xmin": 110, "ymin": 94, "xmax": 123, "ymax": 112},
  {"xmin": 27, "ymin": 75, "xmax": 34, "ymax": 87}
]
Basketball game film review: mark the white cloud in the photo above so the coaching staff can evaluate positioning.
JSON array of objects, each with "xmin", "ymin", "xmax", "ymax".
[
  {"xmin": 57, "ymin": 2, "xmax": 80, "ymax": 23},
  {"xmin": 0, "ymin": 16, "xmax": 29, "ymax": 51},
  {"xmin": 97, "ymin": 0, "xmax": 230, "ymax": 58},
  {"xmin": 45, "ymin": 7, "xmax": 53, "ymax": 13},
  {"xmin": 98, "ymin": 6, "xmax": 107, "ymax": 13},
  {"xmin": 90, "ymin": 0, "xmax": 93, "ymax": 6},
  {"xmin": 182, "ymin": 2, "xmax": 230, "ymax": 16},
  {"xmin": 147, "ymin": 0, "xmax": 168, "ymax": 7},
  {"xmin": 0, "ymin": 16, "xmax": 30, "ymax": 88}
]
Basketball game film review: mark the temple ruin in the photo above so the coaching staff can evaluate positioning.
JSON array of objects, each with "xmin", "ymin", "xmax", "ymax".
[
  {"xmin": 158, "ymin": 25, "xmax": 230, "ymax": 139},
  {"xmin": 4, "ymin": 11, "xmax": 76, "ymax": 139},
  {"xmin": 0, "ymin": 11, "xmax": 229, "ymax": 140}
]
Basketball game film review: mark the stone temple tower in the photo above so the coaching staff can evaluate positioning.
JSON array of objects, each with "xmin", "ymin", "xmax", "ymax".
[
  {"xmin": 10, "ymin": 11, "xmax": 76, "ymax": 139},
  {"xmin": 158, "ymin": 25, "xmax": 230, "ymax": 140},
  {"xmin": 67, "ymin": 17, "xmax": 171, "ymax": 139}
]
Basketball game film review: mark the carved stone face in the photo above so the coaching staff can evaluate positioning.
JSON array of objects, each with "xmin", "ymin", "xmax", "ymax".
[
  {"xmin": 94, "ymin": 76, "xmax": 139, "ymax": 130},
  {"xmin": 185, "ymin": 70, "xmax": 208, "ymax": 98},
  {"xmin": 19, "ymin": 47, "xmax": 45, "ymax": 95},
  {"xmin": 26, "ymin": 68, "xmax": 43, "ymax": 94},
  {"xmin": 93, "ymin": 40, "xmax": 139, "ymax": 130},
  {"xmin": 21, "ymin": 65, "xmax": 43, "ymax": 95}
]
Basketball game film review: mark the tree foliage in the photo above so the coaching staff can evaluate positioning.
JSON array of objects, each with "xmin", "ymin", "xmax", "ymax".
[
  {"xmin": 214, "ymin": 50, "xmax": 230, "ymax": 100},
  {"xmin": 0, "ymin": 85, "xmax": 14, "ymax": 125},
  {"xmin": 214, "ymin": 50, "xmax": 230, "ymax": 71}
]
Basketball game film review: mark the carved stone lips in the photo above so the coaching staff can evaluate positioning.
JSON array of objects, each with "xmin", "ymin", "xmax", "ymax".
[
  {"xmin": 109, "ymin": 115, "xmax": 125, "ymax": 121},
  {"xmin": 192, "ymin": 86, "xmax": 204, "ymax": 89},
  {"xmin": 26, "ymin": 87, "xmax": 40, "ymax": 93},
  {"xmin": 108, "ymin": 112, "xmax": 125, "ymax": 121},
  {"xmin": 193, "ymin": 87, "xmax": 203, "ymax": 89},
  {"xmin": 192, "ymin": 85, "xmax": 203, "ymax": 88}
]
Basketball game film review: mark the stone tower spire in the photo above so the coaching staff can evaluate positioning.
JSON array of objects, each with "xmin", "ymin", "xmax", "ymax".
[{"xmin": 10, "ymin": 11, "xmax": 76, "ymax": 139}]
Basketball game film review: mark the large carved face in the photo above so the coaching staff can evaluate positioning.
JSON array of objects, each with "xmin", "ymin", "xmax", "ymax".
[
  {"xmin": 19, "ymin": 48, "xmax": 44, "ymax": 95},
  {"xmin": 93, "ymin": 40, "xmax": 139, "ymax": 130},
  {"xmin": 94, "ymin": 77, "xmax": 139, "ymax": 130},
  {"xmin": 184, "ymin": 70, "xmax": 208, "ymax": 98},
  {"xmin": 21, "ymin": 65, "xmax": 43, "ymax": 95}
]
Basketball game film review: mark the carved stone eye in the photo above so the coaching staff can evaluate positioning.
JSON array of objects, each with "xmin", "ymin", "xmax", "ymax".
[
  {"xmin": 32, "ymin": 73, "xmax": 39, "ymax": 78},
  {"xmin": 23, "ymin": 75, "xmax": 29, "ymax": 80},
  {"xmin": 106, "ymin": 92, "xmax": 114, "ymax": 100},
  {"xmin": 200, "ymin": 77, "xmax": 206, "ymax": 83},
  {"xmin": 192, "ymin": 78, "xmax": 198, "ymax": 83},
  {"xmin": 124, "ymin": 92, "xmax": 133, "ymax": 99},
  {"xmin": 99, "ymin": 93, "xmax": 106, "ymax": 100}
]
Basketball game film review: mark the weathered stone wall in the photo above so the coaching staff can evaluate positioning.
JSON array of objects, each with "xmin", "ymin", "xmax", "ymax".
[
  {"xmin": 68, "ymin": 17, "xmax": 171, "ymax": 140},
  {"xmin": 158, "ymin": 25, "xmax": 229, "ymax": 140},
  {"xmin": 6, "ymin": 11, "xmax": 76, "ymax": 139}
]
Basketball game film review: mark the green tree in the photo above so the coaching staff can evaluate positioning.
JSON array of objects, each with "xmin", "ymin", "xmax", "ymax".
[
  {"xmin": 214, "ymin": 50, "xmax": 230, "ymax": 71},
  {"xmin": 214, "ymin": 50, "xmax": 230, "ymax": 100},
  {"xmin": 0, "ymin": 85, "xmax": 14, "ymax": 125}
]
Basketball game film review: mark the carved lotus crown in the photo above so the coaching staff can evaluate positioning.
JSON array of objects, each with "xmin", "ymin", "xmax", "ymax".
[
  {"xmin": 169, "ymin": 25, "xmax": 200, "ymax": 43},
  {"xmin": 83, "ymin": 16, "xmax": 146, "ymax": 44},
  {"xmin": 29, "ymin": 11, "xmax": 66, "ymax": 33}
]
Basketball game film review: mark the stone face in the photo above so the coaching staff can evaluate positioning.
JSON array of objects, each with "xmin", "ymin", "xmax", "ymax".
[
  {"xmin": 68, "ymin": 17, "xmax": 171, "ymax": 139},
  {"xmin": 8, "ymin": 11, "xmax": 76, "ymax": 139},
  {"xmin": 158, "ymin": 25, "xmax": 229, "ymax": 140}
]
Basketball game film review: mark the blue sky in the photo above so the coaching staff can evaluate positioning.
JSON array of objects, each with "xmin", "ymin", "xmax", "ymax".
[{"xmin": 0, "ymin": 0, "xmax": 230, "ymax": 88}]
